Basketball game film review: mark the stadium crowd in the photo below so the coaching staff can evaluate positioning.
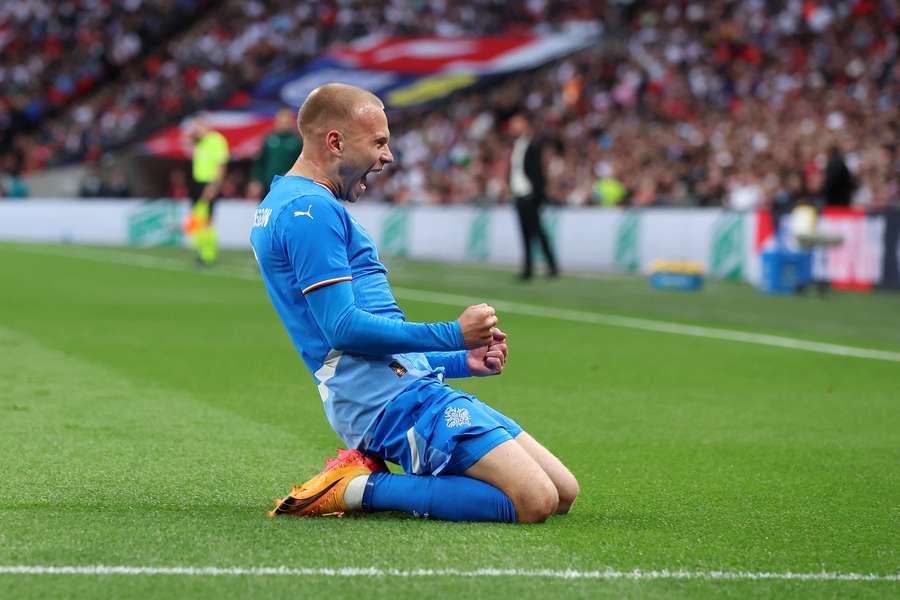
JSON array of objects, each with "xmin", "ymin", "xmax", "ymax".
[
  {"xmin": 0, "ymin": 0, "xmax": 213, "ymax": 154},
  {"xmin": 371, "ymin": 0, "xmax": 898, "ymax": 209},
  {"xmin": 2, "ymin": 0, "xmax": 592, "ymax": 175},
  {"xmin": 1, "ymin": 0, "xmax": 897, "ymax": 209}
]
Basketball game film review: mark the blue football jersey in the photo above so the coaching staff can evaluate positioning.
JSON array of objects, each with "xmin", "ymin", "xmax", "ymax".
[{"xmin": 250, "ymin": 175, "xmax": 438, "ymax": 447}]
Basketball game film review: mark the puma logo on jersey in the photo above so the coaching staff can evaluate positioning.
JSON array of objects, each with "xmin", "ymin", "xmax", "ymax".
[{"xmin": 293, "ymin": 205, "xmax": 314, "ymax": 219}]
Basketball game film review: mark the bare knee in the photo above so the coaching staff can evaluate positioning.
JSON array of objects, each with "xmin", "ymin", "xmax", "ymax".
[
  {"xmin": 555, "ymin": 473, "xmax": 580, "ymax": 514},
  {"xmin": 513, "ymin": 479, "xmax": 559, "ymax": 524},
  {"xmin": 462, "ymin": 438, "xmax": 559, "ymax": 523}
]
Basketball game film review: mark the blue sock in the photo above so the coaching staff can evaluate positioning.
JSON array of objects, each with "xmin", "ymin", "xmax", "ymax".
[{"xmin": 362, "ymin": 472, "xmax": 516, "ymax": 523}]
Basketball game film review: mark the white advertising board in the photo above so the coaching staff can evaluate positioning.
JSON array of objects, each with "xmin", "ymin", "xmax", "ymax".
[{"xmin": 0, "ymin": 199, "xmax": 768, "ymax": 285}]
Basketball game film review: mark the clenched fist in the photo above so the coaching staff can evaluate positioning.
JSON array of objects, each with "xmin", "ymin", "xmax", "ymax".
[
  {"xmin": 457, "ymin": 303, "xmax": 498, "ymax": 349},
  {"xmin": 467, "ymin": 327, "xmax": 508, "ymax": 376}
]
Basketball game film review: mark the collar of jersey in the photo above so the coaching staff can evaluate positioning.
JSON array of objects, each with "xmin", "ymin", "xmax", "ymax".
[{"xmin": 274, "ymin": 175, "xmax": 338, "ymax": 197}]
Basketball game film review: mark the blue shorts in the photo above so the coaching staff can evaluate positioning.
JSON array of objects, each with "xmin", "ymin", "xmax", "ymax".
[{"xmin": 362, "ymin": 377, "xmax": 523, "ymax": 476}]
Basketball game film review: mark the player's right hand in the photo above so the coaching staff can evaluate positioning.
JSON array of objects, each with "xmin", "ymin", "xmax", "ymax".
[{"xmin": 457, "ymin": 303, "xmax": 498, "ymax": 349}]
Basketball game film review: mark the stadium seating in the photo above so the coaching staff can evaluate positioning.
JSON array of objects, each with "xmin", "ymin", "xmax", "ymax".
[
  {"xmin": 2, "ymin": 0, "xmax": 592, "ymax": 175},
  {"xmin": 0, "ymin": 1, "xmax": 213, "ymax": 149},
  {"xmin": 1, "ymin": 1, "xmax": 897, "ymax": 209},
  {"xmin": 368, "ymin": 0, "xmax": 897, "ymax": 209}
]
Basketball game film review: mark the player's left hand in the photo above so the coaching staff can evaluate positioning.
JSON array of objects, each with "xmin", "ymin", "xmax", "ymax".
[{"xmin": 467, "ymin": 328, "xmax": 508, "ymax": 376}]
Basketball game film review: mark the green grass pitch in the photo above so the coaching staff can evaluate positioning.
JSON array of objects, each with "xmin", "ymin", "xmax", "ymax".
[{"xmin": 0, "ymin": 242, "xmax": 898, "ymax": 598}]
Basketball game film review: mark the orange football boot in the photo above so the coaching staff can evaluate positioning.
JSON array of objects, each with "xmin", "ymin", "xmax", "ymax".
[
  {"xmin": 322, "ymin": 448, "xmax": 389, "ymax": 474},
  {"xmin": 267, "ymin": 449, "xmax": 389, "ymax": 517},
  {"xmin": 268, "ymin": 464, "xmax": 371, "ymax": 517}
]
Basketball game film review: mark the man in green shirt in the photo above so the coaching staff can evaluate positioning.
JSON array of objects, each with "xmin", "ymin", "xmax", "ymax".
[
  {"xmin": 185, "ymin": 118, "xmax": 229, "ymax": 265},
  {"xmin": 248, "ymin": 107, "xmax": 303, "ymax": 199}
]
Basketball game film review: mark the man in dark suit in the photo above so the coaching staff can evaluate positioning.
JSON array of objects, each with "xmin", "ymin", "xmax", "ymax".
[
  {"xmin": 821, "ymin": 145, "xmax": 856, "ymax": 207},
  {"xmin": 508, "ymin": 113, "xmax": 559, "ymax": 280}
]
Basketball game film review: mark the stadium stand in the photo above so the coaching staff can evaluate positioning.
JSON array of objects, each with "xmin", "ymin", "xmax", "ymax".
[
  {"xmin": 2, "ymin": 0, "xmax": 594, "ymax": 174},
  {"xmin": 0, "ymin": 0, "xmax": 214, "ymax": 156},
  {"xmin": 369, "ymin": 0, "xmax": 898, "ymax": 209},
  {"xmin": 1, "ymin": 0, "xmax": 897, "ymax": 209}
]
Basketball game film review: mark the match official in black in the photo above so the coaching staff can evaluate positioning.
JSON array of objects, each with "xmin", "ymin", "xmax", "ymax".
[{"xmin": 508, "ymin": 112, "xmax": 559, "ymax": 280}]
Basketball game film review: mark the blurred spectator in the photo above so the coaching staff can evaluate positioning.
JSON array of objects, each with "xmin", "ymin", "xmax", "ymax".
[
  {"xmin": 248, "ymin": 107, "xmax": 302, "ymax": 199},
  {"xmin": 822, "ymin": 145, "xmax": 857, "ymax": 207},
  {"xmin": 592, "ymin": 163, "xmax": 627, "ymax": 207},
  {"xmin": 771, "ymin": 169, "xmax": 804, "ymax": 241},
  {"xmin": 727, "ymin": 173, "xmax": 763, "ymax": 211},
  {"xmin": 220, "ymin": 171, "xmax": 247, "ymax": 199},
  {"xmin": 103, "ymin": 171, "xmax": 131, "ymax": 198},
  {"xmin": 167, "ymin": 169, "xmax": 190, "ymax": 199},
  {"xmin": 78, "ymin": 165, "xmax": 104, "ymax": 198},
  {"xmin": 0, "ymin": 154, "xmax": 28, "ymax": 199},
  {"xmin": 77, "ymin": 157, "xmax": 131, "ymax": 198}
]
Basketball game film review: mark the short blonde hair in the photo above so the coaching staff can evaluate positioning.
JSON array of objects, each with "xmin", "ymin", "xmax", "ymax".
[{"xmin": 297, "ymin": 83, "xmax": 383, "ymax": 138}]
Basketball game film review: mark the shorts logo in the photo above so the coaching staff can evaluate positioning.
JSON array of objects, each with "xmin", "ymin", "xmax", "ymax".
[{"xmin": 444, "ymin": 406, "xmax": 471, "ymax": 429}]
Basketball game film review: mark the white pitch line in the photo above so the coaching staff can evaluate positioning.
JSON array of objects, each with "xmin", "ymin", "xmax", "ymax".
[
  {"xmin": 11, "ymin": 244, "xmax": 259, "ymax": 281},
  {"xmin": 0, "ymin": 566, "xmax": 898, "ymax": 582},
  {"xmin": 391, "ymin": 287, "xmax": 900, "ymax": 363},
  {"xmin": 11, "ymin": 244, "xmax": 900, "ymax": 363}
]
